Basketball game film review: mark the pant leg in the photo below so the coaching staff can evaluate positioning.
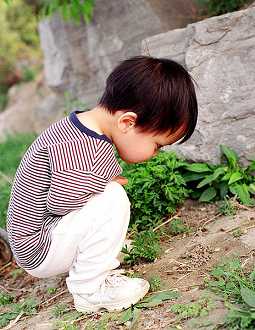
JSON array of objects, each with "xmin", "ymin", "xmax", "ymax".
[
  {"xmin": 27, "ymin": 182, "xmax": 130, "ymax": 294},
  {"xmin": 66, "ymin": 181, "xmax": 130, "ymax": 294}
]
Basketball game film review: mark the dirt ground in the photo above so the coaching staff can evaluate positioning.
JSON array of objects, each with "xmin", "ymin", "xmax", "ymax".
[{"xmin": 1, "ymin": 199, "xmax": 255, "ymax": 330}]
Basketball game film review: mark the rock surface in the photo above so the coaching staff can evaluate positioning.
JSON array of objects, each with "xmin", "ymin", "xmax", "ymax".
[
  {"xmin": 38, "ymin": 0, "xmax": 197, "ymax": 107},
  {"xmin": 142, "ymin": 5, "xmax": 255, "ymax": 163},
  {"xmin": 0, "ymin": 75, "xmax": 65, "ymax": 141}
]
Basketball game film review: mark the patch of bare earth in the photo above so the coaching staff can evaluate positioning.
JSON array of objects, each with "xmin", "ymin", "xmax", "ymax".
[{"xmin": 1, "ymin": 199, "xmax": 255, "ymax": 329}]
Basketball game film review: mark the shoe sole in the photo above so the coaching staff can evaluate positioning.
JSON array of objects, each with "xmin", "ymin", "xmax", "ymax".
[{"xmin": 74, "ymin": 281, "xmax": 150, "ymax": 313}]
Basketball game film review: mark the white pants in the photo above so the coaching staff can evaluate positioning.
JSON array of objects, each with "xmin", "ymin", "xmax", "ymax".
[{"xmin": 26, "ymin": 182, "xmax": 130, "ymax": 294}]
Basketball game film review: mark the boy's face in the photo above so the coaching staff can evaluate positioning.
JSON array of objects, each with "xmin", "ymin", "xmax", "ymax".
[{"xmin": 113, "ymin": 112, "xmax": 186, "ymax": 163}]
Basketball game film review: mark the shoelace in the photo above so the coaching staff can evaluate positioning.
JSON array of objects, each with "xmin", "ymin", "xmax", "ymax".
[
  {"xmin": 98, "ymin": 271, "xmax": 129, "ymax": 303},
  {"xmin": 105, "ymin": 274, "xmax": 128, "ymax": 287}
]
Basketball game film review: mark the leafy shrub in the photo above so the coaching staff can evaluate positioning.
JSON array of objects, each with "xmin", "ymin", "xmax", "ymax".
[
  {"xmin": 0, "ymin": 292, "xmax": 14, "ymax": 306},
  {"xmin": 41, "ymin": 0, "xmax": 95, "ymax": 24},
  {"xmin": 122, "ymin": 230, "xmax": 161, "ymax": 265},
  {"xmin": 218, "ymin": 197, "xmax": 237, "ymax": 216},
  {"xmin": 121, "ymin": 151, "xmax": 189, "ymax": 230},
  {"xmin": 207, "ymin": 259, "xmax": 255, "ymax": 329},
  {"xmin": 181, "ymin": 145, "xmax": 255, "ymax": 205},
  {"xmin": 148, "ymin": 275, "xmax": 162, "ymax": 292},
  {"xmin": 197, "ymin": 0, "xmax": 251, "ymax": 16},
  {"xmin": 170, "ymin": 296, "xmax": 214, "ymax": 320},
  {"xmin": 1, "ymin": 0, "xmax": 40, "ymax": 110},
  {"xmin": 207, "ymin": 259, "xmax": 255, "ymax": 303}
]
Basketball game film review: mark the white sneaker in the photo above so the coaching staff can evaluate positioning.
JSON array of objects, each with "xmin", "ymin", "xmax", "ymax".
[{"xmin": 73, "ymin": 273, "xmax": 150, "ymax": 312}]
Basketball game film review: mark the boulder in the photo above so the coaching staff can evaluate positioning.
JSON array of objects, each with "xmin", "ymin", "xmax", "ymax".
[
  {"xmin": 142, "ymin": 5, "xmax": 255, "ymax": 164},
  {"xmin": 38, "ymin": 0, "xmax": 197, "ymax": 108}
]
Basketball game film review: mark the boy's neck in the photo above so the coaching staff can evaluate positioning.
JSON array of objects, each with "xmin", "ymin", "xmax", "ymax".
[{"xmin": 76, "ymin": 106, "xmax": 114, "ymax": 141}]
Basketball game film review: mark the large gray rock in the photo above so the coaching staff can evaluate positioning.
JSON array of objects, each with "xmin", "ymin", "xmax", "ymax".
[
  {"xmin": 0, "ymin": 0, "xmax": 198, "ymax": 138},
  {"xmin": 142, "ymin": 5, "xmax": 255, "ymax": 164},
  {"xmin": 38, "ymin": 0, "xmax": 197, "ymax": 108}
]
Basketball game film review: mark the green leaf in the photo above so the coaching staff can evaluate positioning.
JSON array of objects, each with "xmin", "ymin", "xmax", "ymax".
[
  {"xmin": 229, "ymin": 184, "xmax": 254, "ymax": 205},
  {"xmin": 199, "ymin": 187, "xmax": 217, "ymax": 202},
  {"xmin": 228, "ymin": 172, "xmax": 243, "ymax": 185},
  {"xmin": 120, "ymin": 307, "xmax": 133, "ymax": 323},
  {"xmin": 248, "ymin": 183, "xmax": 255, "ymax": 195},
  {"xmin": 220, "ymin": 145, "xmax": 238, "ymax": 167},
  {"xmin": 131, "ymin": 307, "xmax": 141, "ymax": 326},
  {"xmin": 219, "ymin": 181, "xmax": 228, "ymax": 199},
  {"xmin": 221, "ymin": 172, "xmax": 231, "ymax": 181},
  {"xmin": 136, "ymin": 290, "xmax": 180, "ymax": 308},
  {"xmin": 183, "ymin": 172, "xmax": 209, "ymax": 183},
  {"xmin": 240, "ymin": 286, "xmax": 255, "ymax": 308},
  {"xmin": 184, "ymin": 163, "xmax": 211, "ymax": 173},
  {"xmin": 197, "ymin": 167, "xmax": 225, "ymax": 189},
  {"xmin": 197, "ymin": 174, "xmax": 214, "ymax": 188}
]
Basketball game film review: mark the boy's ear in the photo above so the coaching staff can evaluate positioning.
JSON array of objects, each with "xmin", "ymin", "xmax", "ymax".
[{"xmin": 117, "ymin": 112, "xmax": 137, "ymax": 133}]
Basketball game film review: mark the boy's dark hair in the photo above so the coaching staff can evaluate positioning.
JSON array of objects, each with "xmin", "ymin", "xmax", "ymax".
[{"xmin": 98, "ymin": 56, "xmax": 198, "ymax": 143}]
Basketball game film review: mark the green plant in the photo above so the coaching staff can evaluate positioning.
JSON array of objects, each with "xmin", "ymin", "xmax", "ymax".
[
  {"xmin": 218, "ymin": 197, "xmax": 237, "ymax": 216},
  {"xmin": 169, "ymin": 296, "xmax": 215, "ymax": 320},
  {"xmin": 206, "ymin": 259, "xmax": 255, "ymax": 329},
  {"xmin": 10, "ymin": 268, "xmax": 24, "ymax": 279},
  {"xmin": 0, "ymin": 1, "xmax": 40, "ymax": 111},
  {"xmin": 47, "ymin": 287, "xmax": 57, "ymax": 294},
  {"xmin": 223, "ymin": 304, "xmax": 255, "ymax": 329},
  {"xmin": 5, "ymin": 0, "xmax": 95, "ymax": 24},
  {"xmin": 54, "ymin": 310, "xmax": 84, "ymax": 330},
  {"xmin": 41, "ymin": 0, "xmax": 95, "ymax": 24},
  {"xmin": 148, "ymin": 275, "xmax": 162, "ymax": 292},
  {"xmin": 206, "ymin": 259, "xmax": 255, "ymax": 303},
  {"xmin": 182, "ymin": 145, "xmax": 255, "ymax": 205},
  {"xmin": 232, "ymin": 228, "xmax": 243, "ymax": 238},
  {"xmin": 0, "ymin": 292, "xmax": 14, "ymax": 305},
  {"xmin": 121, "ymin": 151, "xmax": 189, "ymax": 230},
  {"xmin": 196, "ymin": 0, "xmax": 251, "ymax": 16},
  {"xmin": 119, "ymin": 290, "xmax": 180, "ymax": 327},
  {"xmin": 0, "ymin": 298, "xmax": 38, "ymax": 328},
  {"xmin": 168, "ymin": 218, "xmax": 190, "ymax": 235},
  {"xmin": 20, "ymin": 66, "xmax": 36, "ymax": 82},
  {"xmin": 52, "ymin": 303, "xmax": 71, "ymax": 318},
  {"xmin": 121, "ymin": 230, "xmax": 161, "ymax": 265}
]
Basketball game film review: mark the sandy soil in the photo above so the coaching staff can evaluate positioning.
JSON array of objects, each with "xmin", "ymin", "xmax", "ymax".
[{"xmin": 1, "ymin": 199, "xmax": 255, "ymax": 329}]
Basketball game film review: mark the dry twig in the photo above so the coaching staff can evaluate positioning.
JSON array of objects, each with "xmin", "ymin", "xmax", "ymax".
[
  {"xmin": 0, "ymin": 262, "xmax": 12, "ymax": 274},
  {"xmin": 40, "ymin": 289, "xmax": 68, "ymax": 306},
  {"xmin": 153, "ymin": 212, "xmax": 180, "ymax": 232},
  {"xmin": 3, "ymin": 312, "xmax": 24, "ymax": 330}
]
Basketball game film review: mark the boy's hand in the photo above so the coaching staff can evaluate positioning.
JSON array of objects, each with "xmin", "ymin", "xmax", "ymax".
[{"xmin": 112, "ymin": 176, "xmax": 128, "ymax": 185}]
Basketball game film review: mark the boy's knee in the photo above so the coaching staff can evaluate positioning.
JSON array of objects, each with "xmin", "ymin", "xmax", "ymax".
[{"xmin": 105, "ymin": 181, "xmax": 130, "ymax": 208}]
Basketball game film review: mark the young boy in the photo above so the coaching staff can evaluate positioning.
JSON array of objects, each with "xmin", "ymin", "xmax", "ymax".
[{"xmin": 7, "ymin": 56, "xmax": 198, "ymax": 312}]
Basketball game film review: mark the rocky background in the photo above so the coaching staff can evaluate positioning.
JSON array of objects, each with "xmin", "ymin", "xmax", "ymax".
[{"xmin": 0, "ymin": 0, "xmax": 254, "ymax": 164}]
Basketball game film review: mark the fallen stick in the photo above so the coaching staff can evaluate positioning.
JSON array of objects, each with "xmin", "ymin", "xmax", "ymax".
[
  {"xmin": 153, "ymin": 212, "xmax": 180, "ymax": 232},
  {"xmin": 3, "ymin": 312, "xmax": 24, "ymax": 330},
  {"xmin": 40, "ymin": 289, "xmax": 68, "ymax": 306}
]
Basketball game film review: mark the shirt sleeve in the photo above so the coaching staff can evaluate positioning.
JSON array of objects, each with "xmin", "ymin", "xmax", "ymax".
[
  {"xmin": 46, "ymin": 170, "xmax": 108, "ymax": 215},
  {"xmin": 46, "ymin": 138, "xmax": 122, "ymax": 216}
]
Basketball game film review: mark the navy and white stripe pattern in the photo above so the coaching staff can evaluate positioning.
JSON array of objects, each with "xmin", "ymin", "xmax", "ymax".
[{"xmin": 7, "ymin": 111, "xmax": 122, "ymax": 270}]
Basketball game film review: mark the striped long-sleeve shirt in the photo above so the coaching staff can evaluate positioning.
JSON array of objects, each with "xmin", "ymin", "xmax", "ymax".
[{"xmin": 6, "ymin": 110, "xmax": 122, "ymax": 270}]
